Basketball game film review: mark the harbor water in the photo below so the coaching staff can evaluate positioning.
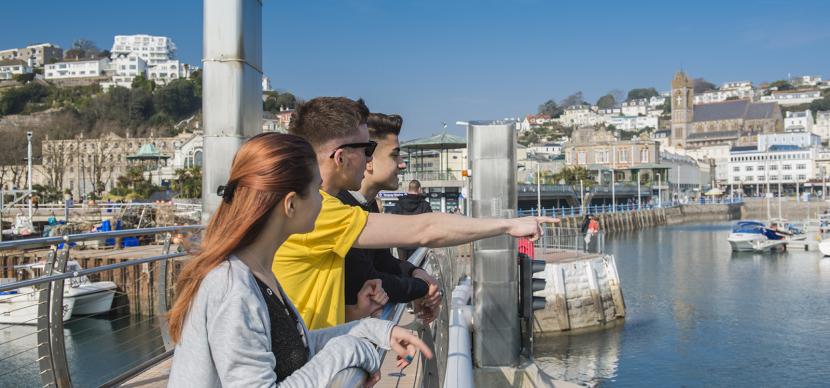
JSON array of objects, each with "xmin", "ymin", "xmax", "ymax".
[
  {"xmin": 535, "ymin": 221, "xmax": 830, "ymax": 386},
  {"xmin": 0, "ymin": 315, "xmax": 164, "ymax": 387}
]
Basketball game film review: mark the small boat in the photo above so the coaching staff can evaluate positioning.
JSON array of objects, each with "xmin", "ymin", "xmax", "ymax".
[
  {"xmin": 0, "ymin": 261, "xmax": 117, "ymax": 325},
  {"xmin": 819, "ymin": 238, "xmax": 830, "ymax": 256},
  {"xmin": 728, "ymin": 221, "xmax": 769, "ymax": 251}
]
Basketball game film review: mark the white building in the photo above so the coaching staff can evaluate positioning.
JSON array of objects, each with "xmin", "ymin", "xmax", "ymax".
[
  {"xmin": 661, "ymin": 150, "xmax": 712, "ymax": 192},
  {"xmin": 607, "ymin": 115, "xmax": 658, "ymax": 132},
  {"xmin": 692, "ymin": 81, "xmax": 755, "ymax": 105},
  {"xmin": 621, "ymin": 99, "xmax": 648, "ymax": 116},
  {"xmin": 0, "ymin": 59, "xmax": 33, "ymax": 80},
  {"xmin": 0, "ymin": 43, "xmax": 63, "ymax": 67},
  {"xmin": 791, "ymin": 75, "xmax": 823, "ymax": 87},
  {"xmin": 648, "ymin": 95, "xmax": 667, "ymax": 108},
  {"xmin": 102, "ymin": 54, "xmax": 148, "ymax": 89},
  {"xmin": 728, "ymin": 145, "xmax": 817, "ymax": 193},
  {"xmin": 111, "ymin": 35, "xmax": 176, "ymax": 66},
  {"xmin": 761, "ymin": 89, "xmax": 821, "ymax": 106},
  {"xmin": 784, "ymin": 110, "xmax": 815, "ymax": 133},
  {"xmin": 557, "ymin": 105, "xmax": 605, "ymax": 127},
  {"xmin": 758, "ymin": 128, "xmax": 820, "ymax": 151},
  {"xmin": 597, "ymin": 108, "xmax": 621, "ymax": 116},
  {"xmin": 684, "ymin": 144, "xmax": 732, "ymax": 185},
  {"xmin": 147, "ymin": 59, "xmax": 189, "ymax": 85},
  {"xmin": 814, "ymin": 111, "xmax": 830, "ymax": 141},
  {"xmin": 262, "ymin": 75, "xmax": 272, "ymax": 92},
  {"xmin": 45, "ymin": 58, "xmax": 110, "ymax": 80},
  {"xmin": 529, "ymin": 142, "xmax": 562, "ymax": 157}
]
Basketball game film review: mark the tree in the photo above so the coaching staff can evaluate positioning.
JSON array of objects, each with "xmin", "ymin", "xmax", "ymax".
[
  {"xmin": 627, "ymin": 88, "xmax": 658, "ymax": 101},
  {"xmin": 560, "ymin": 92, "xmax": 585, "ymax": 108},
  {"xmin": 551, "ymin": 166, "xmax": 593, "ymax": 186},
  {"xmin": 172, "ymin": 167, "xmax": 202, "ymax": 199},
  {"xmin": 154, "ymin": 79, "xmax": 199, "ymax": 120},
  {"xmin": 12, "ymin": 73, "xmax": 35, "ymax": 83},
  {"xmin": 131, "ymin": 74, "xmax": 156, "ymax": 93},
  {"xmin": 609, "ymin": 89, "xmax": 626, "ymax": 104},
  {"xmin": 538, "ymin": 99, "xmax": 562, "ymax": 117},
  {"xmin": 692, "ymin": 78, "xmax": 717, "ymax": 94},
  {"xmin": 768, "ymin": 80, "xmax": 795, "ymax": 91},
  {"xmin": 0, "ymin": 83, "xmax": 50, "ymax": 115},
  {"xmin": 42, "ymin": 142, "xmax": 67, "ymax": 196},
  {"xmin": 596, "ymin": 94, "xmax": 616, "ymax": 109},
  {"xmin": 65, "ymin": 39, "xmax": 100, "ymax": 60}
]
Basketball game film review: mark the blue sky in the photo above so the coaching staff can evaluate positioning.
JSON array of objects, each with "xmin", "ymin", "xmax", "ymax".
[{"xmin": 3, "ymin": 0, "xmax": 830, "ymax": 140}]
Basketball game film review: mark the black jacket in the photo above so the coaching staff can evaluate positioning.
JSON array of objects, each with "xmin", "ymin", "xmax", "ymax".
[
  {"xmin": 394, "ymin": 194, "xmax": 433, "ymax": 215},
  {"xmin": 336, "ymin": 191, "xmax": 429, "ymax": 305}
]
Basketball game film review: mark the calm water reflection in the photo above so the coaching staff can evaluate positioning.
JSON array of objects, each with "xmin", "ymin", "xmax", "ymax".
[
  {"xmin": 535, "ymin": 222, "xmax": 830, "ymax": 387},
  {"xmin": 0, "ymin": 314, "xmax": 164, "ymax": 387}
]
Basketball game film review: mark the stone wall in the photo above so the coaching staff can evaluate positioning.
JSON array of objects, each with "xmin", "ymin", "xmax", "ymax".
[
  {"xmin": 741, "ymin": 198, "xmax": 829, "ymax": 220},
  {"xmin": 535, "ymin": 255, "xmax": 625, "ymax": 333}
]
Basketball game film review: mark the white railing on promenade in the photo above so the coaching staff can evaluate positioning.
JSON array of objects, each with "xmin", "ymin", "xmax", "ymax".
[{"xmin": 518, "ymin": 197, "xmax": 744, "ymax": 218}]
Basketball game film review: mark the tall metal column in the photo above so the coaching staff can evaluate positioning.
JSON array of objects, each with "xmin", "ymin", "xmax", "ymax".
[
  {"xmin": 467, "ymin": 120, "xmax": 519, "ymax": 367},
  {"xmin": 202, "ymin": 0, "xmax": 263, "ymax": 222}
]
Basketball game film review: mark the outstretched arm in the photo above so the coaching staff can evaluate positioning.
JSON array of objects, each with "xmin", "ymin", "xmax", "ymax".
[{"xmin": 354, "ymin": 213, "xmax": 557, "ymax": 249}]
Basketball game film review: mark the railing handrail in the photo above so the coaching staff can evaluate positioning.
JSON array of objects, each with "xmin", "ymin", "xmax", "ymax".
[
  {"xmin": 327, "ymin": 247, "xmax": 430, "ymax": 387},
  {"xmin": 0, "ymin": 225, "xmax": 203, "ymax": 251},
  {"xmin": 0, "ymin": 251, "xmax": 188, "ymax": 293}
]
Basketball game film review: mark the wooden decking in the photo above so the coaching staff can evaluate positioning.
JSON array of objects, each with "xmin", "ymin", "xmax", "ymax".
[{"xmin": 119, "ymin": 311, "xmax": 426, "ymax": 387}]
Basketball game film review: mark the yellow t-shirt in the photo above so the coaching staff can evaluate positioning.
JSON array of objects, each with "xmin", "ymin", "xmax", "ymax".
[{"xmin": 272, "ymin": 190, "xmax": 369, "ymax": 329}]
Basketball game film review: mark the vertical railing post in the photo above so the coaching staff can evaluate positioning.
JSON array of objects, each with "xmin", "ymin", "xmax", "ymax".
[
  {"xmin": 48, "ymin": 246, "xmax": 72, "ymax": 387},
  {"xmin": 37, "ymin": 250, "xmax": 58, "ymax": 388},
  {"xmin": 157, "ymin": 232, "xmax": 174, "ymax": 351}
]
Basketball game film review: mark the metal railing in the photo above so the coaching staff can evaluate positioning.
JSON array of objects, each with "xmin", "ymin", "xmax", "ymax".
[
  {"xmin": 0, "ymin": 225, "xmax": 202, "ymax": 388},
  {"xmin": 536, "ymin": 226, "xmax": 605, "ymax": 255},
  {"xmin": 517, "ymin": 197, "xmax": 745, "ymax": 217},
  {"xmin": 329, "ymin": 248, "xmax": 455, "ymax": 388}
]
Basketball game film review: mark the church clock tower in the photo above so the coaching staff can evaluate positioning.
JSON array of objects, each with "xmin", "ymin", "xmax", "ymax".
[{"xmin": 671, "ymin": 71, "xmax": 694, "ymax": 148}]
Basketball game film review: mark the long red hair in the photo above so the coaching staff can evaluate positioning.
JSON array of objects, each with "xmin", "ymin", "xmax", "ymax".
[{"xmin": 168, "ymin": 133, "xmax": 316, "ymax": 343}]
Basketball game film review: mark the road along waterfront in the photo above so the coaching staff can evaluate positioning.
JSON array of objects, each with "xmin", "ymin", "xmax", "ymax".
[{"xmin": 534, "ymin": 221, "xmax": 830, "ymax": 386}]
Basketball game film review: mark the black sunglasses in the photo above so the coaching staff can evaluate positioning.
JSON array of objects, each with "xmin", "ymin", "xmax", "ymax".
[{"xmin": 329, "ymin": 141, "xmax": 377, "ymax": 158}]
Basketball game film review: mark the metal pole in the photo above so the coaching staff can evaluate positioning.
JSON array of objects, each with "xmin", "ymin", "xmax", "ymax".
[
  {"xmin": 637, "ymin": 170, "xmax": 643, "ymax": 210},
  {"xmin": 580, "ymin": 179, "xmax": 584, "ymax": 214},
  {"xmin": 536, "ymin": 162, "xmax": 541, "ymax": 216},
  {"xmin": 611, "ymin": 168, "xmax": 616, "ymax": 212},
  {"xmin": 467, "ymin": 120, "xmax": 519, "ymax": 367},
  {"xmin": 202, "ymin": 0, "xmax": 263, "ymax": 223},
  {"xmin": 27, "ymin": 131, "xmax": 33, "ymax": 220},
  {"xmin": 652, "ymin": 172, "xmax": 663, "ymax": 207}
]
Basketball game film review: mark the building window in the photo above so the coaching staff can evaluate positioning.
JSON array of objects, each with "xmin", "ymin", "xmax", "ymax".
[
  {"xmin": 770, "ymin": 175, "xmax": 778, "ymax": 181},
  {"xmin": 797, "ymin": 164, "xmax": 806, "ymax": 170},
  {"xmin": 783, "ymin": 175, "xmax": 792, "ymax": 180},
  {"xmin": 798, "ymin": 175, "xmax": 807, "ymax": 180},
  {"xmin": 641, "ymin": 149, "xmax": 649, "ymax": 163},
  {"xmin": 758, "ymin": 165, "xmax": 765, "ymax": 171},
  {"xmin": 746, "ymin": 166, "xmax": 754, "ymax": 172},
  {"xmin": 746, "ymin": 176, "xmax": 754, "ymax": 182},
  {"xmin": 578, "ymin": 152, "xmax": 586, "ymax": 165},
  {"xmin": 758, "ymin": 176, "xmax": 765, "ymax": 181},
  {"xmin": 733, "ymin": 166, "xmax": 740, "ymax": 172},
  {"xmin": 770, "ymin": 165, "xmax": 778, "ymax": 171},
  {"xmin": 783, "ymin": 164, "xmax": 792, "ymax": 170}
]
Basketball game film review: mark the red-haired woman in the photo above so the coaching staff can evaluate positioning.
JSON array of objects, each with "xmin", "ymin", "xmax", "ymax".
[{"xmin": 167, "ymin": 133, "xmax": 431, "ymax": 387}]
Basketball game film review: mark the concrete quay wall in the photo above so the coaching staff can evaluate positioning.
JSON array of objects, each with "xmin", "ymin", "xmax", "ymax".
[
  {"xmin": 741, "ymin": 198, "xmax": 830, "ymax": 221},
  {"xmin": 535, "ymin": 255, "xmax": 625, "ymax": 333},
  {"xmin": 554, "ymin": 203, "xmax": 742, "ymax": 233}
]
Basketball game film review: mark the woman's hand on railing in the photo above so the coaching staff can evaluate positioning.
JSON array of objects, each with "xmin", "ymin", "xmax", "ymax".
[{"xmin": 389, "ymin": 326, "xmax": 433, "ymax": 369}]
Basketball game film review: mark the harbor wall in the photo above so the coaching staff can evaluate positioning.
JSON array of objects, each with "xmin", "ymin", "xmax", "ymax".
[
  {"xmin": 741, "ymin": 198, "xmax": 830, "ymax": 221},
  {"xmin": 535, "ymin": 255, "xmax": 625, "ymax": 333},
  {"xmin": 554, "ymin": 203, "xmax": 743, "ymax": 233}
]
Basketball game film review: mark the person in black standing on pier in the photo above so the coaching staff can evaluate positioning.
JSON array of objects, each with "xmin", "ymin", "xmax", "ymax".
[
  {"xmin": 338, "ymin": 113, "xmax": 441, "ymax": 323},
  {"xmin": 393, "ymin": 180, "xmax": 433, "ymax": 260}
]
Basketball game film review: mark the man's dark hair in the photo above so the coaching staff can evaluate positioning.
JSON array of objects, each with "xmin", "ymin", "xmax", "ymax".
[
  {"xmin": 367, "ymin": 113, "xmax": 402, "ymax": 139},
  {"xmin": 408, "ymin": 180, "xmax": 421, "ymax": 192},
  {"xmin": 288, "ymin": 97, "xmax": 370, "ymax": 147}
]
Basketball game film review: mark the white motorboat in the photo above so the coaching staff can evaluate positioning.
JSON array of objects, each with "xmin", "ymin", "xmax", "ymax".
[
  {"xmin": 820, "ymin": 239, "xmax": 830, "ymax": 256},
  {"xmin": 0, "ymin": 261, "xmax": 117, "ymax": 325},
  {"xmin": 728, "ymin": 221, "xmax": 769, "ymax": 251}
]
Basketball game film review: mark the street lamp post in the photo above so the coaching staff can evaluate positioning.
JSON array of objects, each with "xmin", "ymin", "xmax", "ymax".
[
  {"xmin": 637, "ymin": 170, "xmax": 642, "ymax": 210},
  {"xmin": 536, "ymin": 162, "xmax": 541, "ymax": 216},
  {"xmin": 26, "ymin": 131, "xmax": 32, "ymax": 220},
  {"xmin": 656, "ymin": 172, "xmax": 662, "ymax": 208}
]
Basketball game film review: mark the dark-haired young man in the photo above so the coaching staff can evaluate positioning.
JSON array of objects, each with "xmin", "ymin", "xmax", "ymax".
[
  {"xmin": 272, "ymin": 97, "xmax": 557, "ymax": 330},
  {"xmin": 337, "ymin": 113, "xmax": 441, "ymax": 323}
]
